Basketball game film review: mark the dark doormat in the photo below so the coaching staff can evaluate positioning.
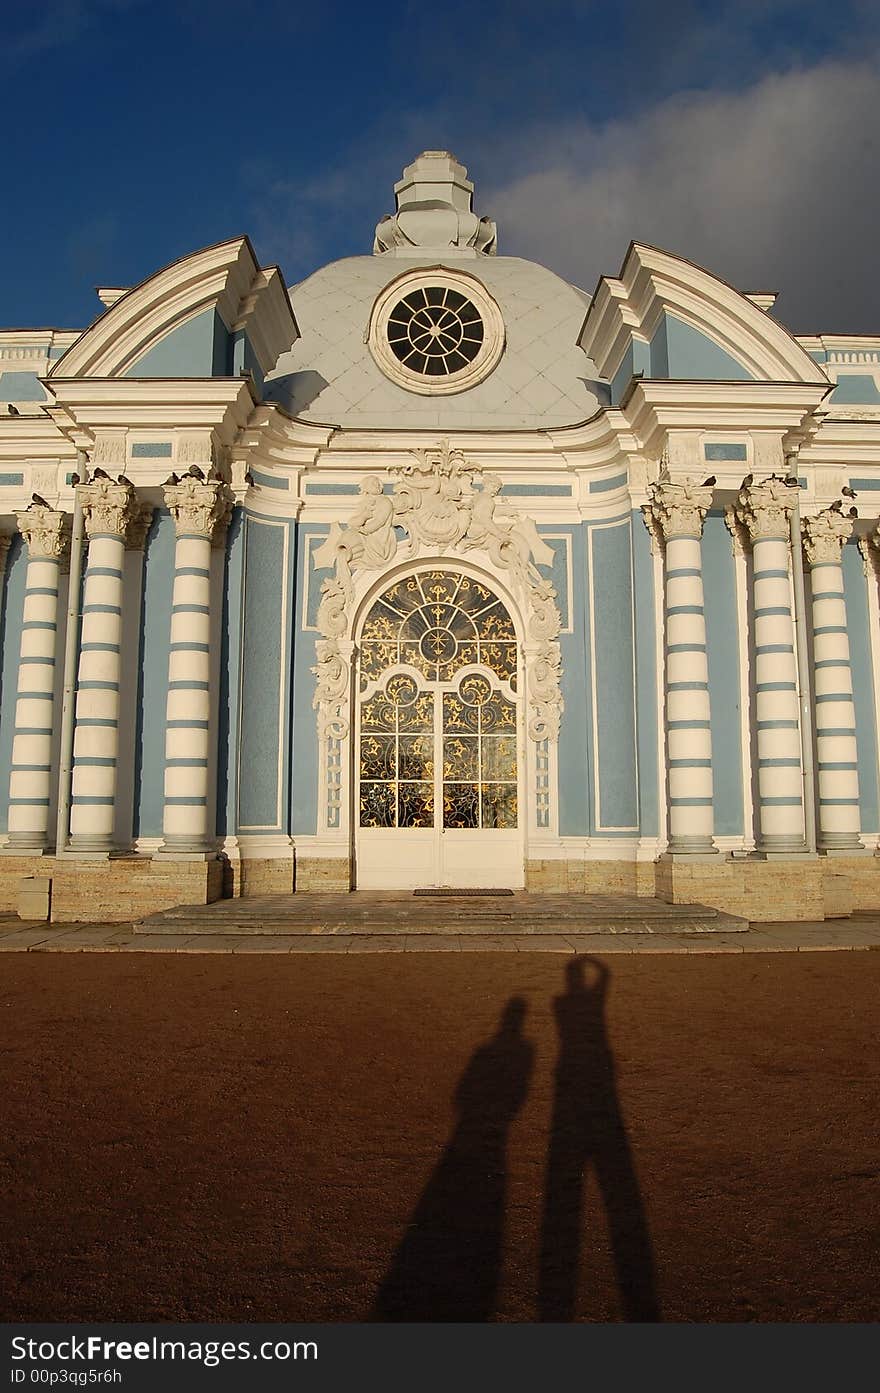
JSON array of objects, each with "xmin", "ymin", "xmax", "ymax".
[{"xmin": 413, "ymin": 888, "xmax": 515, "ymax": 896}]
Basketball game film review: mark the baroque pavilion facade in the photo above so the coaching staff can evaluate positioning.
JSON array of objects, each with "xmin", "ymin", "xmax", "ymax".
[{"xmin": 1, "ymin": 150, "xmax": 879, "ymax": 922}]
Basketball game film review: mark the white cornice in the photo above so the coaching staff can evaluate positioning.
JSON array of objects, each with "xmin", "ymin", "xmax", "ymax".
[
  {"xmin": 42, "ymin": 377, "xmax": 258, "ymax": 443},
  {"xmin": 621, "ymin": 378, "xmax": 828, "ymax": 445}
]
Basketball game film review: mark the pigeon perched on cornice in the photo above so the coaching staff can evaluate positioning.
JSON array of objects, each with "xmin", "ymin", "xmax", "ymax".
[{"xmin": 31, "ymin": 494, "xmax": 50, "ymax": 507}]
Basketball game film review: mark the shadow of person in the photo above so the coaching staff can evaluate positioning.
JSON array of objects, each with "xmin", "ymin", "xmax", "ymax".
[
  {"xmin": 538, "ymin": 957, "xmax": 660, "ymax": 1322},
  {"xmin": 373, "ymin": 996, "xmax": 535, "ymax": 1322}
]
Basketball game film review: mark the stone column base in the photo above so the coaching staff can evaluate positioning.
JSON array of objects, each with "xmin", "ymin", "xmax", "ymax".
[
  {"xmin": 0, "ymin": 854, "xmax": 225, "ymax": 922},
  {"xmin": 655, "ymin": 852, "xmax": 880, "ymax": 921}
]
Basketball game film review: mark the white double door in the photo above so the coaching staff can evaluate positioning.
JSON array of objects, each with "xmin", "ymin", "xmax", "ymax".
[{"xmin": 355, "ymin": 664, "xmax": 523, "ymax": 891}]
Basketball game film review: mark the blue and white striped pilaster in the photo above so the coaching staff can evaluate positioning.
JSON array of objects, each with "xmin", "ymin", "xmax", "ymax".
[
  {"xmin": 6, "ymin": 507, "xmax": 70, "ymax": 851},
  {"xmin": 664, "ymin": 532, "xmax": 715, "ymax": 852},
  {"xmin": 159, "ymin": 476, "xmax": 231, "ymax": 855},
  {"xmin": 737, "ymin": 481, "xmax": 805, "ymax": 854},
  {"xmin": 646, "ymin": 477, "xmax": 716, "ymax": 855},
  {"xmin": 803, "ymin": 510, "xmax": 862, "ymax": 852},
  {"xmin": 68, "ymin": 527, "xmax": 128, "ymax": 853}
]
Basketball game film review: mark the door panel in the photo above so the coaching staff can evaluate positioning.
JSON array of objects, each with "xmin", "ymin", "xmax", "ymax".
[{"xmin": 356, "ymin": 571, "xmax": 523, "ymax": 890}]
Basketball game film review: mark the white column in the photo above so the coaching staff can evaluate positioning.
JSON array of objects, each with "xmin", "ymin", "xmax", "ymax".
[
  {"xmin": 735, "ymin": 479, "xmax": 806, "ymax": 854},
  {"xmin": 802, "ymin": 508, "xmax": 862, "ymax": 851},
  {"xmin": 646, "ymin": 477, "xmax": 716, "ymax": 854},
  {"xmin": 6, "ymin": 505, "xmax": 70, "ymax": 850},
  {"xmin": 68, "ymin": 478, "xmax": 142, "ymax": 853},
  {"xmin": 159, "ymin": 474, "xmax": 232, "ymax": 855}
]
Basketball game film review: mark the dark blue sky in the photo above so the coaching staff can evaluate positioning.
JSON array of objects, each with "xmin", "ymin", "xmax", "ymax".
[{"xmin": 4, "ymin": 0, "xmax": 879, "ymax": 333}]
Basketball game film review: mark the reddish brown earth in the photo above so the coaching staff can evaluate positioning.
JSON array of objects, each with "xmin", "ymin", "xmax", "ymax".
[{"xmin": 1, "ymin": 951, "xmax": 879, "ymax": 1323}]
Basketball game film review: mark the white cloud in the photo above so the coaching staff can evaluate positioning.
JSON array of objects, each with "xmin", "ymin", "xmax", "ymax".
[{"xmin": 484, "ymin": 57, "xmax": 880, "ymax": 333}]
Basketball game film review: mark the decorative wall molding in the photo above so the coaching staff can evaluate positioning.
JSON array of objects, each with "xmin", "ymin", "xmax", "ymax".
[{"xmin": 311, "ymin": 440, "xmax": 563, "ymax": 746}]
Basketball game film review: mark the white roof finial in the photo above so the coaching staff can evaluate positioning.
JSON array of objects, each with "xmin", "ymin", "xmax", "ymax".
[{"xmin": 374, "ymin": 151, "xmax": 497, "ymax": 258}]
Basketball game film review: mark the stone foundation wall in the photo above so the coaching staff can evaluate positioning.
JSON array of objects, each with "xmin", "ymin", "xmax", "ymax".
[
  {"xmin": 0, "ymin": 855, "xmax": 224, "ymax": 923},
  {"xmin": 655, "ymin": 854, "xmax": 880, "ymax": 921},
  {"xmin": 3, "ymin": 848, "xmax": 878, "ymax": 923},
  {"xmin": 238, "ymin": 858, "xmax": 295, "ymax": 897},
  {"xmin": 294, "ymin": 856, "xmax": 351, "ymax": 893},
  {"xmin": 526, "ymin": 852, "xmax": 880, "ymax": 920},
  {"xmin": 526, "ymin": 859, "xmax": 649, "ymax": 896}
]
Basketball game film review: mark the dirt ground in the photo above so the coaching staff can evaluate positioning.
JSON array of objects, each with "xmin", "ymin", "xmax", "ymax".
[{"xmin": 1, "ymin": 951, "xmax": 879, "ymax": 1323}]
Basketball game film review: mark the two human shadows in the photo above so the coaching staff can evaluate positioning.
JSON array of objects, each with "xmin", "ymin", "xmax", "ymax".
[{"xmin": 373, "ymin": 957, "xmax": 659, "ymax": 1323}]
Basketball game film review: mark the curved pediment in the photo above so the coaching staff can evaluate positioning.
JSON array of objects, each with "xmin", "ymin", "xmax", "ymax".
[
  {"xmin": 49, "ymin": 237, "xmax": 296, "ymax": 381},
  {"xmin": 581, "ymin": 242, "xmax": 830, "ymax": 391}
]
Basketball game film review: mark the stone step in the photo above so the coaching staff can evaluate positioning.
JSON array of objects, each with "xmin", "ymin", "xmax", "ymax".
[{"xmin": 135, "ymin": 893, "xmax": 748, "ymax": 936}]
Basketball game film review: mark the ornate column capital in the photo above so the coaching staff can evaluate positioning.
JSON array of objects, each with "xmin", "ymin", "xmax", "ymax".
[
  {"xmin": 734, "ymin": 478, "xmax": 795, "ymax": 543},
  {"xmin": 15, "ymin": 504, "xmax": 71, "ymax": 559},
  {"xmin": 163, "ymin": 473, "xmax": 233, "ymax": 541},
  {"xmin": 80, "ymin": 475, "xmax": 139, "ymax": 539},
  {"xmin": 643, "ymin": 477, "xmax": 713, "ymax": 542},
  {"xmin": 801, "ymin": 507, "xmax": 854, "ymax": 566}
]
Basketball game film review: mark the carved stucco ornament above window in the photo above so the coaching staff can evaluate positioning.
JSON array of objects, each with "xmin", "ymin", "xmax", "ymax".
[{"xmin": 311, "ymin": 441, "xmax": 563, "ymax": 744}]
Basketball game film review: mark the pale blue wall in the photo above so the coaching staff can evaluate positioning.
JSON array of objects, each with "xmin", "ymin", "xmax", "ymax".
[
  {"xmin": 632, "ymin": 513, "xmax": 658, "ymax": 836},
  {"xmin": 650, "ymin": 313, "xmax": 753, "ymax": 380},
  {"xmin": 125, "ymin": 307, "xmax": 231, "ymax": 377},
  {"xmin": 232, "ymin": 328, "xmax": 265, "ymax": 391},
  {"xmin": 0, "ymin": 538, "xmax": 26, "ymax": 833},
  {"xmin": 831, "ymin": 374, "xmax": 880, "ymax": 404},
  {"xmin": 843, "ymin": 541, "xmax": 879, "ymax": 832},
  {"xmin": 237, "ymin": 516, "xmax": 291, "ymax": 830},
  {"xmin": 589, "ymin": 520, "xmax": 638, "ymax": 831},
  {"xmin": 0, "ymin": 371, "xmax": 47, "ymax": 401},
  {"xmin": 555, "ymin": 525, "xmax": 590, "ymax": 836},
  {"xmin": 702, "ymin": 511, "xmax": 744, "ymax": 835},
  {"xmin": 609, "ymin": 339, "xmax": 650, "ymax": 405},
  {"xmin": 133, "ymin": 510, "xmax": 175, "ymax": 837}
]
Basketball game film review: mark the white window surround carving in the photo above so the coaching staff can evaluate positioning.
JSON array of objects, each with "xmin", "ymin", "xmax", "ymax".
[
  {"xmin": 310, "ymin": 443, "xmax": 563, "ymax": 840},
  {"xmin": 367, "ymin": 267, "xmax": 505, "ymax": 395}
]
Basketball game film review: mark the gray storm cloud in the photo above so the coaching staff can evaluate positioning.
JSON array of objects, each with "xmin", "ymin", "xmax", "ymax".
[{"xmin": 485, "ymin": 57, "xmax": 880, "ymax": 334}]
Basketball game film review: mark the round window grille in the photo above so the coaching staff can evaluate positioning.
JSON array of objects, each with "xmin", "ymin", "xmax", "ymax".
[
  {"xmin": 368, "ymin": 270, "xmax": 505, "ymax": 395},
  {"xmin": 386, "ymin": 287, "xmax": 484, "ymax": 378}
]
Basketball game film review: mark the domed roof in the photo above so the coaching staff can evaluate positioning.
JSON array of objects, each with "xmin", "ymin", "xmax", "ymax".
[{"xmin": 263, "ymin": 153, "xmax": 606, "ymax": 429}]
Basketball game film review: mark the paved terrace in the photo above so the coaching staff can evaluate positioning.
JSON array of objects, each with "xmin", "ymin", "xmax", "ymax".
[{"xmin": 1, "ymin": 890, "xmax": 880, "ymax": 952}]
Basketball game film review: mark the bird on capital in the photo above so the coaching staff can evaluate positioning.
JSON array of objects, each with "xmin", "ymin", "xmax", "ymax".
[
  {"xmin": 186, "ymin": 464, "xmax": 205, "ymax": 479},
  {"xmin": 164, "ymin": 473, "xmax": 180, "ymax": 486},
  {"xmin": 848, "ymin": 506, "xmax": 858, "ymax": 518},
  {"xmin": 741, "ymin": 472, "xmax": 753, "ymax": 488},
  {"xmin": 842, "ymin": 485, "xmax": 857, "ymax": 499},
  {"xmin": 91, "ymin": 467, "xmax": 110, "ymax": 480},
  {"xmin": 31, "ymin": 494, "xmax": 50, "ymax": 507},
  {"xmin": 702, "ymin": 475, "xmax": 716, "ymax": 487},
  {"xmin": 829, "ymin": 499, "xmax": 844, "ymax": 512},
  {"xmin": 117, "ymin": 474, "xmax": 134, "ymax": 487},
  {"xmin": 783, "ymin": 476, "xmax": 799, "ymax": 488}
]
